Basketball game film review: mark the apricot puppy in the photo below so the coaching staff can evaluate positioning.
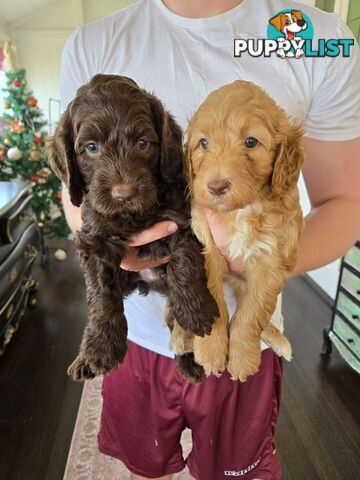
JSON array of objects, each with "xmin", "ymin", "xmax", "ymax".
[{"xmin": 186, "ymin": 80, "xmax": 304, "ymax": 381}]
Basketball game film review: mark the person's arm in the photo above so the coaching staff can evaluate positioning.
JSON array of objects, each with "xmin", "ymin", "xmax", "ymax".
[
  {"xmin": 291, "ymin": 137, "xmax": 360, "ymax": 277},
  {"xmin": 206, "ymin": 137, "xmax": 360, "ymax": 278}
]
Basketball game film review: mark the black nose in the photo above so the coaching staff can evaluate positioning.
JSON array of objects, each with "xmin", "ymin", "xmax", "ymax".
[
  {"xmin": 207, "ymin": 179, "xmax": 231, "ymax": 196},
  {"xmin": 297, "ymin": 19, "xmax": 305, "ymax": 27},
  {"xmin": 111, "ymin": 183, "xmax": 137, "ymax": 201}
]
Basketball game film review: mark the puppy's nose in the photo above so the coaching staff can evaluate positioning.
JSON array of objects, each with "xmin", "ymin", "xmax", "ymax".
[
  {"xmin": 111, "ymin": 183, "xmax": 137, "ymax": 201},
  {"xmin": 297, "ymin": 19, "xmax": 305, "ymax": 27},
  {"xmin": 207, "ymin": 179, "xmax": 231, "ymax": 196}
]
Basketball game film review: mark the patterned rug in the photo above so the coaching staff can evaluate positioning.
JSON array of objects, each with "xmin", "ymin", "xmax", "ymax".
[{"xmin": 63, "ymin": 377, "xmax": 193, "ymax": 479}]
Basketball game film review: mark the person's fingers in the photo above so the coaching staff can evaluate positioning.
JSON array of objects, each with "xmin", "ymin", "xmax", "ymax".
[
  {"xmin": 204, "ymin": 208, "xmax": 230, "ymax": 255},
  {"xmin": 204, "ymin": 208, "xmax": 245, "ymax": 276},
  {"xmin": 129, "ymin": 221, "xmax": 178, "ymax": 247},
  {"xmin": 138, "ymin": 268, "xmax": 160, "ymax": 282},
  {"xmin": 121, "ymin": 255, "xmax": 170, "ymax": 272},
  {"xmin": 120, "ymin": 247, "xmax": 171, "ymax": 272}
]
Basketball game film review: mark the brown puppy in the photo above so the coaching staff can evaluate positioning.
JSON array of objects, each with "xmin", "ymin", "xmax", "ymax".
[
  {"xmin": 46, "ymin": 74, "xmax": 218, "ymax": 382},
  {"xmin": 186, "ymin": 80, "xmax": 304, "ymax": 381}
]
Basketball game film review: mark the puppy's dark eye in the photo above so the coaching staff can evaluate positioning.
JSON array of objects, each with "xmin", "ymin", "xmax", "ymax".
[
  {"xmin": 285, "ymin": 18, "xmax": 291, "ymax": 24},
  {"xmin": 199, "ymin": 138, "xmax": 208, "ymax": 150},
  {"xmin": 86, "ymin": 142, "xmax": 99, "ymax": 154},
  {"xmin": 244, "ymin": 137, "xmax": 259, "ymax": 148},
  {"xmin": 138, "ymin": 139, "xmax": 149, "ymax": 150}
]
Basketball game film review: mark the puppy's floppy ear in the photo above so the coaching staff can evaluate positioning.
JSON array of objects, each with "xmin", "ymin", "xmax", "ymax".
[
  {"xmin": 269, "ymin": 13, "xmax": 285, "ymax": 32},
  {"xmin": 184, "ymin": 142, "xmax": 194, "ymax": 193},
  {"xmin": 46, "ymin": 105, "xmax": 84, "ymax": 207},
  {"xmin": 292, "ymin": 10, "xmax": 303, "ymax": 21},
  {"xmin": 271, "ymin": 122, "xmax": 304, "ymax": 197},
  {"xmin": 149, "ymin": 96, "xmax": 184, "ymax": 183}
]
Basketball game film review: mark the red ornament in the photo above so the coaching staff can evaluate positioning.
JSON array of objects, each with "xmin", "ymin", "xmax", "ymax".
[
  {"xmin": 34, "ymin": 136, "xmax": 42, "ymax": 146},
  {"xmin": 56, "ymin": 192, "xmax": 62, "ymax": 201},
  {"xmin": 12, "ymin": 80, "xmax": 21, "ymax": 87},
  {"xmin": 28, "ymin": 97, "xmax": 38, "ymax": 107},
  {"xmin": 1, "ymin": 148, "xmax": 6, "ymax": 159},
  {"xmin": 30, "ymin": 175, "xmax": 40, "ymax": 183}
]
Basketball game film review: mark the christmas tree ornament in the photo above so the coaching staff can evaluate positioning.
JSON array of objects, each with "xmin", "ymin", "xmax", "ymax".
[
  {"xmin": 49, "ymin": 202, "xmax": 62, "ymax": 219},
  {"xmin": 54, "ymin": 248, "xmax": 67, "ymax": 261},
  {"xmin": 27, "ymin": 97, "xmax": 38, "ymax": 107},
  {"xmin": 11, "ymin": 80, "xmax": 21, "ymax": 87},
  {"xmin": 29, "ymin": 146, "xmax": 41, "ymax": 161},
  {"xmin": 3, "ymin": 100, "xmax": 10, "ymax": 110},
  {"xmin": 37, "ymin": 167, "xmax": 51, "ymax": 179},
  {"xmin": 11, "ymin": 119, "xmax": 25, "ymax": 134},
  {"xmin": 7, "ymin": 146, "xmax": 22, "ymax": 160},
  {"xmin": 3, "ymin": 40, "xmax": 16, "ymax": 72},
  {"xmin": 30, "ymin": 175, "xmax": 40, "ymax": 183},
  {"xmin": 1, "ymin": 148, "xmax": 6, "ymax": 159},
  {"xmin": 34, "ymin": 136, "xmax": 42, "ymax": 146},
  {"xmin": 4, "ymin": 138, "xmax": 10, "ymax": 145},
  {"xmin": 56, "ymin": 191, "xmax": 62, "ymax": 201}
]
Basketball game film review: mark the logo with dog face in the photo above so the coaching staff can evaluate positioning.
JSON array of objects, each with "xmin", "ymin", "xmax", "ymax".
[
  {"xmin": 268, "ymin": 9, "xmax": 313, "ymax": 58},
  {"xmin": 234, "ymin": 9, "xmax": 354, "ymax": 59}
]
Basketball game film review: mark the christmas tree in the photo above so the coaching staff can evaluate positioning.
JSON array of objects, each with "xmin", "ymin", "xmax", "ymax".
[{"xmin": 0, "ymin": 68, "xmax": 69, "ymax": 237}]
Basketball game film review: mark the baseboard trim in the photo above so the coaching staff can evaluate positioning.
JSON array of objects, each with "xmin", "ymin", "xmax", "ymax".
[{"xmin": 302, "ymin": 273, "xmax": 334, "ymax": 308}]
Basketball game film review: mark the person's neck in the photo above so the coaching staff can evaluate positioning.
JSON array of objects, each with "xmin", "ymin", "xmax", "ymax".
[{"xmin": 161, "ymin": 0, "xmax": 244, "ymax": 18}]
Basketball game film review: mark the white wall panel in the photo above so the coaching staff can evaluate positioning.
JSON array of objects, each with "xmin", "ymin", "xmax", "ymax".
[
  {"xmin": 9, "ymin": 0, "xmax": 133, "ymax": 125},
  {"xmin": 14, "ymin": 32, "xmax": 70, "ymax": 125}
]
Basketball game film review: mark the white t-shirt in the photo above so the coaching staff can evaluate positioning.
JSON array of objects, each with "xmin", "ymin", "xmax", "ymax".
[{"xmin": 60, "ymin": 0, "xmax": 360, "ymax": 358}]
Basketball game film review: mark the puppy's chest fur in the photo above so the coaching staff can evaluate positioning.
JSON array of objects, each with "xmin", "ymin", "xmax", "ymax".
[{"xmin": 225, "ymin": 202, "xmax": 280, "ymax": 264}]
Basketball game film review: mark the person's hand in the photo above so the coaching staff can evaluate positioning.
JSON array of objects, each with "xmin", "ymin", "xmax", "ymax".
[
  {"xmin": 120, "ymin": 221, "xmax": 178, "ymax": 281},
  {"xmin": 204, "ymin": 209, "xmax": 245, "ymax": 278}
]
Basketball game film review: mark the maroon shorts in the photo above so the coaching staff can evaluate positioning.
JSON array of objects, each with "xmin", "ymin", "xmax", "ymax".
[{"xmin": 98, "ymin": 341, "xmax": 282, "ymax": 480}]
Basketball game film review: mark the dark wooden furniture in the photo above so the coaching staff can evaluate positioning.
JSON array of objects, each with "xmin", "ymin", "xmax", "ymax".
[
  {"xmin": 0, "ymin": 181, "xmax": 42, "ymax": 354},
  {"xmin": 323, "ymin": 240, "xmax": 360, "ymax": 374}
]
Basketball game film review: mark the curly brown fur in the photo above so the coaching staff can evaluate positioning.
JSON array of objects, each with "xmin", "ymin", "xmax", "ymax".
[
  {"xmin": 47, "ymin": 74, "xmax": 218, "ymax": 381},
  {"xmin": 166, "ymin": 308, "xmax": 205, "ymax": 383}
]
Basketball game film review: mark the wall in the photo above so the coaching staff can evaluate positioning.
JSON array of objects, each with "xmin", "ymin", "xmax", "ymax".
[
  {"xmin": 8, "ymin": 0, "xmax": 133, "ymax": 128},
  {"xmin": 347, "ymin": 0, "xmax": 360, "ymax": 42},
  {"xmin": 0, "ymin": 22, "xmax": 12, "ymax": 42}
]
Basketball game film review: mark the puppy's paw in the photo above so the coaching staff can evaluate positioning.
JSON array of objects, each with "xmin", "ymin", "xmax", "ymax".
[
  {"xmin": 271, "ymin": 335, "xmax": 292, "ymax": 361},
  {"xmin": 173, "ymin": 290, "xmax": 219, "ymax": 337},
  {"xmin": 69, "ymin": 338, "xmax": 128, "ymax": 381},
  {"xmin": 260, "ymin": 325, "xmax": 292, "ymax": 361},
  {"xmin": 176, "ymin": 353, "xmax": 206, "ymax": 384},
  {"xmin": 86, "ymin": 340, "xmax": 127, "ymax": 375},
  {"xmin": 194, "ymin": 326, "xmax": 228, "ymax": 377},
  {"xmin": 227, "ymin": 338, "xmax": 261, "ymax": 382},
  {"xmin": 196, "ymin": 292, "xmax": 220, "ymax": 336},
  {"xmin": 67, "ymin": 356, "xmax": 96, "ymax": 381},
  {"xmin": 175, "ymin": 309, "xmax": 214, "ymax": 337}
]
